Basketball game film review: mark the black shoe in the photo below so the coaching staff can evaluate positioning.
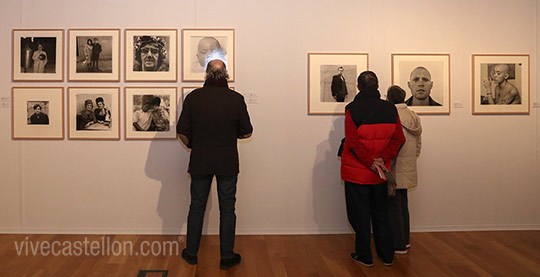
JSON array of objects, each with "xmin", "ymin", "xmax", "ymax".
[
  {"xmin": 394, "ymin": 249, "xmax": 408, "ymax": 255},
  {"xmin": 181, "ymin": 248, "xmax": 197, "ymax": 265},
  {"xmin": 220, "ymin": 253, "xmax": 241, "ymax": 270},
  {"xmin": 377, "ymin": 256, "xmax": 393, "ymax": 266},
  {"xmin": 350, "ymin": 253, "xmax": 373, "ymax": 267}
]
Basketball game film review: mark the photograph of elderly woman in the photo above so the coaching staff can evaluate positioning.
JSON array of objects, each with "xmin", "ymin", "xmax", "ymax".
[{"xmin": 75, "ymin": 94, "xmax": 113, "ymax": 131}]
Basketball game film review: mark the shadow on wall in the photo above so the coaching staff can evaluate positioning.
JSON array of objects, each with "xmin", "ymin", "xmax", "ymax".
[
  {"xmin": 311, "ymin": 117, "xmax": 351, "ymax": 233},
  {"xmin": 144, "ymin": 125, "xmax": 191, "ymax": 234}
]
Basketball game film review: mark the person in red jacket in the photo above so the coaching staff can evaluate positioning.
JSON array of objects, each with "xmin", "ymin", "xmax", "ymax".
[{"xmin": 341, "ymin": 71, "xmax": 405, "ymax": 267}]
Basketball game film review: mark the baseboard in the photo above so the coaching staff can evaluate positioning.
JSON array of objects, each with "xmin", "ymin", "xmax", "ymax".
[
  {"xmin": 0, "ymin": 227, "xmax": 354, "ymax": 235},
  {"xmin": 411, "ymin": 224, "xmax": 540, "ymax": 232},
  {"xmin": 0, "ymin": 224, "xmax": 538, "ymax": 235}
]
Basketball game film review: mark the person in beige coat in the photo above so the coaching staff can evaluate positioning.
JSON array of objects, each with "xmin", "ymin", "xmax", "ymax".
[{"xmin": 386, "ymin": 85, "xmax": 422, "ymax": 255}]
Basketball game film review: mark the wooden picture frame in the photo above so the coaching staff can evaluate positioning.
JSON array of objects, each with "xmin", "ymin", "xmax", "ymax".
[
  {"xmin": 13, "ymin": 29, "xmax": 64, "ymax": 82},
  {"xmin": 472, "ymin": 54, "xmax": 530, "ymax": 115},
  {"xmin": 125, "ymin": 29, "xmax": 178, "ymax": 82},
  {"xmin": 182, "ymin": 29, "xmax": 235, "ymax": 82},
  {"xmin": 68, "ymin": 87, "xmax": 120, "ymax": 140},
  {"xmin": 308, "ymin": 53, "xmax": 368, "ymax": 115},
  {"xmin": 68, "ymin": 29, "xmax": 120, "ymax": 82},
  {"xmin": 12, "ymin": 87, "xmax": 64, "ymax": 140},
  {"xmin": 391, "ymin": 53, "xmax": 450, "ymax": 115},
  {"xmin": 124, "ymin": 87, "xmax": 178, "ymax": 140}
]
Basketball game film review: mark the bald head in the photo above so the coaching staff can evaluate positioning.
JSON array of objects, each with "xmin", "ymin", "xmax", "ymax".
[
  {"xmin": 408, "ymin": 66, "xmax": 433, "ymax": 101},
  {"xmin": 491, "ymin": 64, "xmax": 511, "ymax": 84},
  {"xmin": 197, "ymin": 37, "xmax": 223, "ymax": 67},
  {"xmin": 205, "ymin": 59, "xmax": 229, "ymax": 80},
  {"xmin": 409, "ymin": 66, "xmax": 431, "ymax": 80}
]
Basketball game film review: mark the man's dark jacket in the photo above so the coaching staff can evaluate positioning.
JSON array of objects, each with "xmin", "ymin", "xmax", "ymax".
[{"xmin": 177, "ymin": 78, "xmax": 253, "ymax": 176}]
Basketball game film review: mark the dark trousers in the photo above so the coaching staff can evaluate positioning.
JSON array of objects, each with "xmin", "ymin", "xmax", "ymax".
[
  {"xmin": 388, "ymin": 189, "xmax": 410, "ymax": 250},
  {"xmin": 345, "ymin": 181, "xmax": 394, "ymax": 263},
  {"xmin": 185, "ymin": 174, "xmax": 237, "ymax": 259}
]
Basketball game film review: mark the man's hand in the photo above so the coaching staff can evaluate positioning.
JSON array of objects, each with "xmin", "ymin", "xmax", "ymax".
[
  {"xmin": 370, "ymin": 157, "xmax": 386, "ymax": 173},
  {"xmin": 238, "ymin": 133, "xmax": 252, "ymax": 139},
  {"xmin": 177, "ymin": 133, "xmax": 190, "ymax": 147}
]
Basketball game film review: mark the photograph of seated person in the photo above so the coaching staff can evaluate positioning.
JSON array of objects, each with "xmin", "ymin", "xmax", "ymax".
[
  {"xmin": 482, "ymin": 64, "xmax": 521, "ymax": 105},
  {"xmin": 94, "ymin": 97, "xmax": 111, "ymax": 128},
  {"xmin": 77, "ymin": 99, "xmax": 97, "ymax": 130}
]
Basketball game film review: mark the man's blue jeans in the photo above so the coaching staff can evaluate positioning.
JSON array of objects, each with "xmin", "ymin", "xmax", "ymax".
[{"xmin": 185, "ymin": 174, "xmax": 238, "ymax": 259}]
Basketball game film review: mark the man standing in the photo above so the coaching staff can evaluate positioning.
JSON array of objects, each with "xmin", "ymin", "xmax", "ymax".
[
  {"xmin": 90, "ymin": 38, "xmax": 102, "ymax": 72},
  {"xmin": 177, "ymin": 59, "xmax": 253, "ymax": 270},
  {"xmin": 405, "ymin": 66, "xmax": 442, "ymax": 106},
  {"xmin": 341, "ymin": 71, "xmax": 405, "ymax": 267},
  {"xmin": 32, "ymin": 43, "xmax": 47, "ymax": 73},
  {"xmin": 331, "ymin": 66, "xmax": 348, "ymax": 102}
]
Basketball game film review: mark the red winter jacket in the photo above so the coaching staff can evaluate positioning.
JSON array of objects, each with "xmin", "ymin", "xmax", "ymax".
[{"xmin": 341, "ymin": 89, "xmax": 405, "ymax": 185}]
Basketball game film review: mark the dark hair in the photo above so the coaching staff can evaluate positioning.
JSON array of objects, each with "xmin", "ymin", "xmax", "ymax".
[
  {"xmin": 338, "ymin": 66, "xmax": 344, "ymax": 71},
  {"xmin": 95, "ymin": 97, "xmax": 104, "ymax": 104},
  {"xmin": 87, "ymin": 39, "xmax": 93, "ymax": 45},
  {"xmin": 357, "ymin": 71, "xmax": 378, "ymax": 90},
  {"xmin": 387, "ymin": 85, "xmax": 406, "ymax": 104},
  {"xmin": 33, "ymin": 104, "xmax": 42, "ymax": 110},
  {"xmin": 151, "ymin": 96, "xmax": 161, "ymax": 107}
]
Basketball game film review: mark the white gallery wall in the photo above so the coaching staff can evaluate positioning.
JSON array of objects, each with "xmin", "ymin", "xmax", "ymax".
[{"xmin": 0, "ymin": 0, "xmax": 538, "ymax": 234}]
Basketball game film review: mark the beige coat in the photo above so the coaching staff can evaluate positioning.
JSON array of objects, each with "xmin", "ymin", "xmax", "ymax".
[{"xmin": 392, "ymin": 103, "xmax": 422, "ymax": 189}]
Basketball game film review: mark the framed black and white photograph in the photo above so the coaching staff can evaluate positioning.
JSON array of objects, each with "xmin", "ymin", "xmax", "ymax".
[
  {"xmin": 125, "ymin": 29, "xmax": 177, "ymax": 82},
  {"xmin": 182, "ymin": 29, "xmax": 235, "ymax": 82},
  {"xmin": 12, "ymin": 87, "xmax": 64, "ymax": 139},
  {"xmin": 308, "ymin": 53, "xmax": 368, "ymax": 115},
  {"xmin": 68, "ymin": 29, "xmax": 120, "ymax": 82},
  {"xmin": 68, "ymin": 87, "xmax": 120, "ymax": 140},
  {"xmin": 392, "ymin": 53, "xmax": 450, "ymax": 115},
  {"xmin": 472, "ymin": 54, "xmax": 530, "ymax": 115},
  {"xmin": 13, "ymin": 29, "xmax": 64, "ymax": 82},
  {"xmin": 125, "ymin": 87, "xmax": 177, "ymax": 140}
]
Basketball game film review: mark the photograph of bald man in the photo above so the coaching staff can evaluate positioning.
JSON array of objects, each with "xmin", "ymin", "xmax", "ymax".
[{"xmin": 405, "ymin": 66, "xmax": 441, "ymax": 106}]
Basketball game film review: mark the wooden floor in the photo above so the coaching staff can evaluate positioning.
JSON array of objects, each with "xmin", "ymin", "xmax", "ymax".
[{"xmin": 1, "ymin": 231, "xmax": 539, "ymax": 276}]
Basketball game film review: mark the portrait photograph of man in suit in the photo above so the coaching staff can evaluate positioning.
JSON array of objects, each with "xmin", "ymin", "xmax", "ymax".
[{"xmin": 320, "ymin": 65, "xmax": 356, "ymax": 103}]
